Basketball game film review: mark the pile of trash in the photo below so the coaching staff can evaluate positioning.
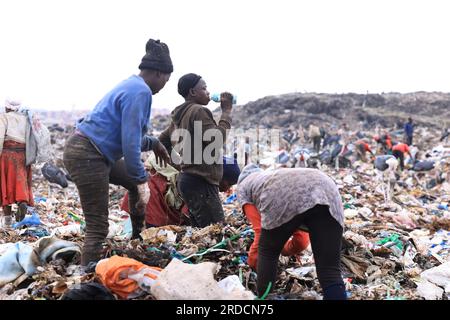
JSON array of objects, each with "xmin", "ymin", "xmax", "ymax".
[{"xmin": 0, "ymin": 125, "xmax": 449, "ymax": 300}]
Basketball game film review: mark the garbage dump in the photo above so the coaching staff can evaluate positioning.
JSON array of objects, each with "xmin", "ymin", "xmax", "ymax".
[{"xmin": 0, "ymin": 122, "xmax": 449, "ymax": 301}]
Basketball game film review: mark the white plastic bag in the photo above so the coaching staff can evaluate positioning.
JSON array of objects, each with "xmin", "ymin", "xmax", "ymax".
[
  {"xmin": 30, "ymin": 112, "xmax": 52, "ymax": 163},
  {"xmin": 150, "ymin": 258, "xmax": 254, "ymax": 300}
]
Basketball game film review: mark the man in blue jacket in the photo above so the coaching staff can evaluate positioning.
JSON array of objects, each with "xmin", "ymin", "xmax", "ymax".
[
  {"xmin": 63, "ymin": 39, "xmax": 172, "ymax": 266},
  {"xmin": 404, "ymin": 117, "xmax": 414, "ymax": 146}
]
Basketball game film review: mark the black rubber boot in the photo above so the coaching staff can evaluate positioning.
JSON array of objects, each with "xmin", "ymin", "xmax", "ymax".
[
  {"xmin": 2, "ymin": 206, "xmax": 13, "ymax": 228},
  {"xmin": 128, "ymin": 191, "xmax": 145, "ymax": 240},
  {"xmin": 17, "ymin": 202, "xmax": 28, "ymax": 222}
]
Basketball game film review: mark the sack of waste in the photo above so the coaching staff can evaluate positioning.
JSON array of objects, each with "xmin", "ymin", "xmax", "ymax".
[{"xmin": 150, "ymin": 258, "xmax": 254, "ymax": 300}]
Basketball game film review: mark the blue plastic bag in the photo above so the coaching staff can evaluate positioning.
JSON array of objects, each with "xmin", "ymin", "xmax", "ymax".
[
  {"xmin": 13, "ymin": 208, "xmax": 41, "ymax": 229},
  {"xmin": 224, "ymin": 193, "xmax": 237, "ymax": 204}
]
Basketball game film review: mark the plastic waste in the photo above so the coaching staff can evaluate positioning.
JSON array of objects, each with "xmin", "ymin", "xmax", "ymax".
[
  {"xmin": 438, "ymin": 203, "xmax": 448, "ymax": 210},
  {"xmin": 344, "ymin": 209, "xmax": 358, "ymax": 218},
  {"xmin": 413, "ymin": 160, "xmax": 435, "ymax": 172},
  {"xmin": 140, "ymin": 227, "xmax": 178, "ymax": 245},
  {"xmin": 96, "ymin": 256, "xmax": 162, "ymax": 299},
  {"xmin": 376, "ymin": 233, "xmax": 403, "ymax": 250},
  {"xmin": 61, "ymin": 283, "xmax": 116, "ymax": 300},
  {"xmin": 417, "ymin": 279, "xmax": 444, "ymax": 300},
  {"xmin": 343, "ymin": 175, "xmax": 355, "ymax": 185},
  {"xmin": 34, "ymin": 196, "xmax": 47, "ymax": 203},
  {"xmin": 374, "ymin": 155, "xmax": 396, "ymax": 171},
  {"xmin": 13, "ymin": 209, "xmax": 41, "ymax": 229},
  {"xmin": 416, "ymin": 261, "xmax": 450, "ymax": 300},
  {"xmin": 286, "ymin": 266, "xmax": 316, "ymax": 280},
  {"xmin": 224, "ymin": 193, "xmax": 237, "ymax": 204},
  {"xmin": 20, "ymin": 226, "xmax": 50, "ymax": 238},
  {"xmin": 277, "ymin": 151, "xmax": 290, "ymax": 164},
  {"xmin": 41, "ymin": 162, "xmax": 69, "ymax": 188},
  {"xmin": 217, "ymin": 275, "xmax": 247, "ymax": 294},
  {"xmin": 211, "ymin": 93, "xmax": 237, "ymax": 104},
  {"xmin": 0, "ymin": 237, "xmax": 80, "ymax": 287},
  {"xmin": 150, "ymin": 258, "xmax": 254, "ymax": 300},
  {"xmin": 127, "ymin": 267, "xmax": 161, "ymax": 296},
  {"xmin": 344, "ymin": 231, "xmax": 373, "ymax": 249},
  {"xmin": 107, "ymin": 217, "xmax": 132, "ymax": 240},
  {"xmin": 52, "ymin": 224, "xmax": 82, "ymax": 237},
  {"xmin": 67, "ymin": 211, "xmax": 85, "ymax": 226}
]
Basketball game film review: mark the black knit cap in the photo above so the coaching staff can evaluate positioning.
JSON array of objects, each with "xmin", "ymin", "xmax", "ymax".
[
  {"xmin": 222, "ymin": 156, "xmax": 241, "ymax": 185},
  {"xmin": 178, "ymin": 73, "xmax": 202, "ymax": 98},
  {"xmin": 138, "ymin": 39, "xmax": 173, "ymax": 73}
]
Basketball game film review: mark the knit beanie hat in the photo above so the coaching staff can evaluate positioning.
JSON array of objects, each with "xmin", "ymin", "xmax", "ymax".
[
  {"xmin": 178, "ymin": 73, "xmax": 202, "ymax": 98},
  {"xmin": 138, "ymin": 39, "xmax": 173, "ymax": 73},
  {"xmin": 222, "ymin": 156, "xmax": 241, "ymax": 185}
]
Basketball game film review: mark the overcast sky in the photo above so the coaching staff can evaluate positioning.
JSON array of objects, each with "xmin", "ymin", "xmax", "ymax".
[{"xmin": 1, "ymin": 0, "xmax": 449, "ymax": 111}]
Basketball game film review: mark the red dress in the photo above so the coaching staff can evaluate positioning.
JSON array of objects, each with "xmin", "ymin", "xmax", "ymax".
[{"xmin": 0, "ymin": 140, "xmax": 34, "ymax": 206}]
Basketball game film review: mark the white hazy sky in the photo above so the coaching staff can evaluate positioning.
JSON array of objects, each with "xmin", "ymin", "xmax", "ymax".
[{"xmin": 1, "ymin": 0, "xmax": 450, "ymax": 111}]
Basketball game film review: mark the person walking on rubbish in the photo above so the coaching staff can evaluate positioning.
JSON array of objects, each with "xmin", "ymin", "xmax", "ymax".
[
  {"xmin": 404, "ymin": 117, "xmax": 414, "ymax": 146},
  {"xmin": 159, "ymin": 73, "xmax": 234, "ymax": 227},
  {"xmin": 440, "ymin": 126, "xmax": 449, "ymax": 143},
  {"xmin": 236, "ymin": 165, "xmax": 347, "ymax": 300},
  {"xmin": 63, "ymin": 38, "xmax": 172, "ymax": 266},
  {"xmin": 0, "ymin": 99, "xmax": 33, "ymax": 227}
]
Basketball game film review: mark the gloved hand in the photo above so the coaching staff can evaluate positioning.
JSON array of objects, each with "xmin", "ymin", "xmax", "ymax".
[
  {"xmin": 281, "ymin": 230, "xmax": 310, "ymax": 256},
  {"xmin": 136, "ymin": 182, "xmax": 150, "ymax": 210}
]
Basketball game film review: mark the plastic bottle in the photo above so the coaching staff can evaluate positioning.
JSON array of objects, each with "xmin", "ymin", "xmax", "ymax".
[{"xmin": 211, "ymin": 93, "xmax": 237, "ymax": 104}]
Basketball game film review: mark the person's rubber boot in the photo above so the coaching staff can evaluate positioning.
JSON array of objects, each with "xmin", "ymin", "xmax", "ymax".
[
  {"xmin": 81, "ymin": 245, "xmax": 103, "ymax": 267},
  {"xmin": 17, "ymin": 202, "xmax": 28, "ymax": 222},
  {"xmin": 323, "ymin": 283, "xmax": 347, "ymax": 300},
  {"xmin": 128, "ymin": 190, "xmax": 145, "ymax": 240},
  {"xmin": 2, "ymin": 206, "xmax": 13, "ymax": 228}
]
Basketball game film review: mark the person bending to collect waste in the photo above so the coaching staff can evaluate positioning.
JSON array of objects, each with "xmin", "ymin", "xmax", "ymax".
[
  {"xmin": 392, "ymin": 142, "xmax": 413, "ymax": 171},
  {"xmin": 242, "ymin": 199, "xmax": 310, "ymax": 270},
  {"xmin": 354, "ymin": 139, "xmax": 374, "ymax": 162},
  {"xmin": 374, "ymin": 132, "xmax": 392, "ymax": 154},
  {"xmin": 63, "ymin": 39, "xmax": 172, "ymax": 266},
  {"xmin": 237, "ymin": 165, "xmax": 347, "ymax": 300},
  {"xmin": 159, "ymin": 73, "xmax": 234, "ymax": 227}
]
